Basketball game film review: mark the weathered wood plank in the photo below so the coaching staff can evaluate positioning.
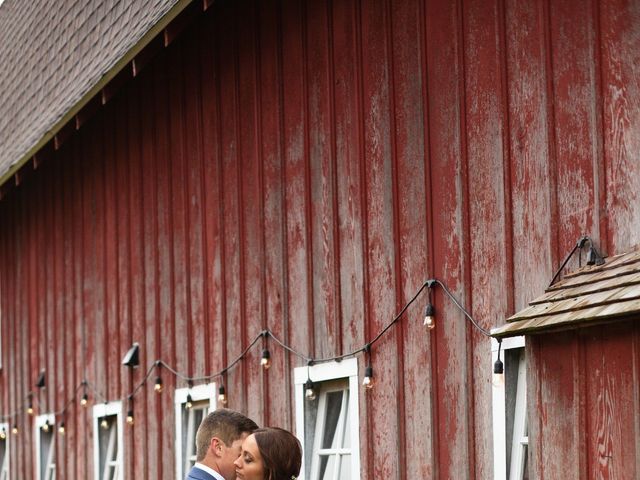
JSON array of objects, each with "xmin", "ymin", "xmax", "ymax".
[{"xmin": 600, "ymin": 0, "xmax": 640, "ymax": 252}]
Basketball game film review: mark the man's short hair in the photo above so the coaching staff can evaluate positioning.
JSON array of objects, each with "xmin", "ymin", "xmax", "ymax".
[{"xmin": 195, "ymin": 408, "xmax": 258, "ymax": 461}]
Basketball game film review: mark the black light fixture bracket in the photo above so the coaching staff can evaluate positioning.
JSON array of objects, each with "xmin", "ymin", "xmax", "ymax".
[
  {"xmin": 122, "ymin": 342, "xmax": 140, "ymax": 368},
  {"xmin": 549, "ymin": 235, "xmax": 605, "ymax": 287}
]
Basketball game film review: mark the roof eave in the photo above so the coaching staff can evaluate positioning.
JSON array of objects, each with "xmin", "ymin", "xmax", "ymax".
[{"xmin": 0, "ymin": 0, "xmax": 194, "ymax": 189}]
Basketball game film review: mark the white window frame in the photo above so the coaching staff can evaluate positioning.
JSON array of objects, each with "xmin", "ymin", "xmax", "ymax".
[
  {"xmin": 294, "ymin": 358, "xmax": 360, "ymax": 480},
  {"xmin": 174, "ymin": 383, "xmax": 217, "ymax": 480},
  {"xmin": 0, "ymin": 421, "xmax": 9, "ymax": 480},
  {"xmin": 492, "ymin": 336, "xmax": 528, "ymax": 480},
  {"xmin": 93, "ymin": 401, "xmax": 124, "ymax": 480},
  {"xmin": 35, "ymin": 414, "xmax": 56, "ymax": 480}
]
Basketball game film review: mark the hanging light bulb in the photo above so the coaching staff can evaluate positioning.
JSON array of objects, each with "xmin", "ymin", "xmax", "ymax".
[
  {"xmin": 0, "ymin": 428, "xmax": 6, "ymax": 440},
  {"xmin": 42, "ymin": 420, "xmax": 50, "ymax": 433},
  {"xmin": 493, "ymin": 340, "xmax": 505, "ymax": 387},
  {"xmin": 304, "ymin": 379, "xmax": 317, "ymax": 401},
  {"xmin": 217, "ymin": 385, "xmax": 228, "ymax": 406},
  {"xmin": 362, "ymin": 366, "xmax": 375, "ymax": 390},
  {"xmin": 260, "ymin": 349, "xmax": 272, "ymax": 370},
  {"xmin": 423, "ymin": 303, "xmax": 436, "ymax": 330},
  {"xmin": 80, "ymin": 393, "xmax": 89, "ymax": 407},
  {"xmin": 126, "ymin": 410, "xmax": 135, "ymax": 426},
  {"xmin": 100, "ymin": 418, "xmax": 109, "ymax": 430},
  {"xmin": 27, "ymin": 396, "xmax": 34, "ymax": 416},
  {"xmin": 185, "ymin": 393, "xmax": 193, "ymax": 410},
  {"xmin": 11, "ymin": 424, "xmax": 18, "ymax": 435},
  {"xmin": 154, "ymin": 376, "xmax": 163, "ymax": 393},
  {"xmin": 58, "ymin": 422, "xmax": 66, "ymax": 435}
]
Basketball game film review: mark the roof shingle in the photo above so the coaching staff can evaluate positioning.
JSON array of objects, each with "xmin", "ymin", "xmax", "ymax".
[
  {"xmin": 0, "ymin": 0, "xmax": 180, "ymax": 183},
  {"xmin": 492, "ymin": 247, "xmax": 640, "ymax": 338}
]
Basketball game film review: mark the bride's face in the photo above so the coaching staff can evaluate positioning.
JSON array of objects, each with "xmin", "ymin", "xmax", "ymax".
[{"xmin": 234, "ymin": 434, "xmax": 265, "ymax": 480}]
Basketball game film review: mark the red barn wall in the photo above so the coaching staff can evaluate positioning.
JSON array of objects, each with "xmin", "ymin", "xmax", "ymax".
[
  {"xmin": 0, "ymin": 0, "xmax": 638, "ymax": 478},
  {"xmin": 528, "ymin": 320, "xmax": 640, "ymax": 479}
]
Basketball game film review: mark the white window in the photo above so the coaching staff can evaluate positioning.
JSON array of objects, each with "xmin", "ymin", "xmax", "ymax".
[
  {"xmin": 492, "ymin": 336, "xmax": 528, "ymax": 480},
  {"xmin": 35, "ymin": 414, "xmax": 56, "ymax": 480},
  {"xmin": 0, "ymin": 422, "xmax": 9, "ymax": 480},
  {"xmin": 174, "ymin": 383, "xmax": 217, "ymax": 480},
  {"xmin": 294, "ymin": 359, "xmax": 360, "ymax": 480},
  {"xmin": 93, "ymin": 401, "xmax": 123, "ymax": 480}
]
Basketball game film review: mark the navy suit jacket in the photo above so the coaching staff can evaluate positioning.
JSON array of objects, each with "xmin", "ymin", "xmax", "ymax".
[{"xmin": 185, "ymin": 466, "xmax": 220, "ymax": 480}]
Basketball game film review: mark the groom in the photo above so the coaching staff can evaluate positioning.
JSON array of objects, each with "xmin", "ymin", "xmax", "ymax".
[{"xmin": 186, "ymin": 408, "xmax": 259, "ymax": 480}]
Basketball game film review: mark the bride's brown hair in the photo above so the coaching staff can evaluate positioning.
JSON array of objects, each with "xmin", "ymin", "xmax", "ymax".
[{"xmin": 253, "ymin": 427, "xmax": 302, "ymax": 480}]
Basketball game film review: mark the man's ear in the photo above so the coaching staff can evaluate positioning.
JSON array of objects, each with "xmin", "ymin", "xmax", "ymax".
[{"xmin": 209, "ymin": 437, "xmax": 223, "ymax": 457}]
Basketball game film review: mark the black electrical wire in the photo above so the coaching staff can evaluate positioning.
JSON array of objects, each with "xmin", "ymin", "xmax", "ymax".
[
  {"xmin": 0, "ymin": 276, "xmax": 494, "ymax": 423},
  {"xmin": 434, "ymin": 279, "xmax": 492, "ymax": 337}
]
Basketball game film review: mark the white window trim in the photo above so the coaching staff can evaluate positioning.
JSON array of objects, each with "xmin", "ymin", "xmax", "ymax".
[
  {"xmin": 92, "ymin": 401, "xmax": 124, "ymax": 480},
  {"xmin": 294, "ymin": 358, "xmax": 360, "ymax": 480},
  {"xmin": 0, "ymin": 421, "xmax": 9, "ymax": 480},
  {"xmin": 492, "ymin": 336, "xmax": 526, "ymax": 480},
  {"xmin": 34, "ymin": 414, "xmax": 56, "ymax": 480},
  {"xmin": 174, "ymin": 383, "xmax": 217, "ymax": 480}
]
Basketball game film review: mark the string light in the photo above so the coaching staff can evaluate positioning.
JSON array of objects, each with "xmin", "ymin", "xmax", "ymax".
[
  {"xmin": 217, "ymin": 384, "xmax": 227, "ymax": 406},
  {"xmin": 26, "ymin": 393, "xmax": 34, "ymax": 416},
  {"xmin": 304, "ymin": 362, "xmax": 316, "ymax": 401},
  {"xmin": 260, "ymin": 331, "xmax": 272, "ymax": 370},
  {"xmin": 11, "ymin": 424, "xmax": 18, "ymax": 435},
  {"xmin": 362, "ymin": 366, "xmax": 374, "ymax": 390},
  {"xmin": 0, "ymin": 277, "xmax": 500, "ymax": 433},
  {"xmin": 423, "ymin": 303, "xmax": 435, "ymax": 330},
  {"xmin": 154, "ymin": 376, "xmax": 163, "ymax": 394},
  {"xmin": 304, "ymin": 379, "xmax": 316, "ymax": 401},
  {"xmin": 185, "ymin": 381, "xmax": 194, "ymax": 410},
  {"xmin": 0, "ymin": 428, "xmax": 6, "ymax": 440},
  {"xmin": 42, "ymin": 420, "xmax": 50, "ymax": 433},
  {"xmin": 493, "ymin": 339, "xmax": 504, "ymax": 387},
  {"xmin": 126, "ymin": 396, "xmax": 135, "ymax": 426},
  {"xmin": 58, "ymin": 422, "xmax": 66, "ymax": 435},
  {"xmin": 362, "ymin": 345, "xmax": 374, "ymax": 390},
  {"xmin": 260, "ymin": 349, "xmax": 271, "ymax": 370}
]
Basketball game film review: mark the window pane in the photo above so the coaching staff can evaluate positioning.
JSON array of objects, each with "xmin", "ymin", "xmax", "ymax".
[
  {"xmin": 339, "ymin": 454, "xmax": 351, "ymax": 480},
  {"xmin": 39, "ymin": 428, "xmax": 54, "ymax": 480},
  {"xmin": 318, "ymin": 454, "xmax": 336, "ymax": 480},
  {"xmin": 0, "ymin": 437, "xmax": 7, "ymax": 480},
  {"xmin": 182, "ymin": 401, "xmax": 209, "ymax": 474},
  {"xmin": 321, "ymin": 391, "xmax": 344, "ymax": 449},
  {"xmin": 98, "ymin": 416, "xmax": 118, "ymax": 480},
  {"xmin": 341, "ymin": 393, "xmax": 351, "ymax": 449}
]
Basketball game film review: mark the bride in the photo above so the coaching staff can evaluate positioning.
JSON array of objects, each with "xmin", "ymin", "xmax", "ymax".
[{"xmin": 234, "ymin": 427, "xmax": 302, "ymax": 480}]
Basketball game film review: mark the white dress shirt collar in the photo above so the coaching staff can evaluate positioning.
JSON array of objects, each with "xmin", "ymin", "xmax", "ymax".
[{"xmin": 194, "ymin": 462, "xmax": 226, "ymax": 480}]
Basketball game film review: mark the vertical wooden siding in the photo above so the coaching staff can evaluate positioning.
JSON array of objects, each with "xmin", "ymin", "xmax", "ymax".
[{"xmin": 0, "ymin": 0, "xmax": 639, "ymax": 478}]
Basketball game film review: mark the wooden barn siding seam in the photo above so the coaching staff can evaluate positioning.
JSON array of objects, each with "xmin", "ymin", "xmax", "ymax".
[
  {"xmin": 417, "ymin": 0, "xmax": 438, "ymax": 476},
  {"xmin": 384, "ymin": 0, "xmax": 408, "ymax": 477},
  {"xmin": 456, "ymin": 0, "xmax": 478, "ymax": 476},
  {"xmin": 592, "ymin": 0, "xmax": 608, "ymax": 255},
  {"xmin": 274, "ymin": 0, "xmax": 294, "ymax": 431},
  {"xmin": 252, "ymin": 0, "xmax": 269, "ymax": 426},
  {"xmin": 353, "ymin": 0, "xmax": 373, "ymax": 477}
]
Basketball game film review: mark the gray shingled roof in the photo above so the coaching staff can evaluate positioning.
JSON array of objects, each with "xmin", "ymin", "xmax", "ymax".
[{"xmin": 0, "ymin": 0, "xmax": 181, "ymax": 183}]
